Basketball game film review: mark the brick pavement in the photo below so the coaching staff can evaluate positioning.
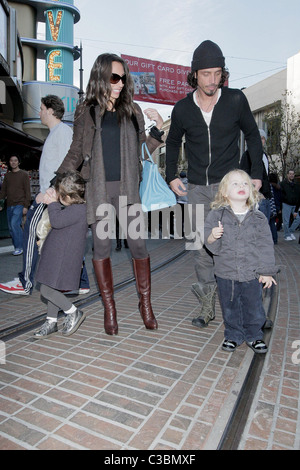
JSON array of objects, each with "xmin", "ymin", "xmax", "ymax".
[{"xmin": 0, "ymin": 232, "xmax": 299, "ymax": 450}]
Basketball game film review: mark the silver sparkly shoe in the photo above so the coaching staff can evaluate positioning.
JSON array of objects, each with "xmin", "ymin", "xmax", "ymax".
[
  {"xmin": 61, "ymin": 309, "xmax": 86, "ymax": 336},
  {"xmin": 34, "ymin": 319, "xmax": 58, "ymax": 338}
]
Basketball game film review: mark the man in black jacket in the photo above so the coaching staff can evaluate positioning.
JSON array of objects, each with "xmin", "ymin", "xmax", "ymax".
[{"xmin": 166, "ymin": 40, "xmax": 263, "ymax": 328}]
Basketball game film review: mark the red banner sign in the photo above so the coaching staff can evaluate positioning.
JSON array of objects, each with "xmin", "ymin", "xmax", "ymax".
[{"xmin": 122, "ymin": 54, "xmax": 193, "ymax": 106}]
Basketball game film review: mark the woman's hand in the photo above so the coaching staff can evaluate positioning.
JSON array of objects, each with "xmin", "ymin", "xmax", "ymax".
[
  {"xmin": 143, "ymin": 108, "xmax": 164, "ymax": 130},
  {"xmin": 43, "ymin": 187, "xmax": 58, "ymax": 205},
  {"xmin": 35, "ymin": 192, "xmax": 45, "ymax": 204}
]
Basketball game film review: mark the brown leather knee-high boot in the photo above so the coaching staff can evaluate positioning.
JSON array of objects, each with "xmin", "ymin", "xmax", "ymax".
[
  {"xmin": 132, "ymin": 256, "xmax": 158, "ymax": 330},
  {"xmin": 92, "ymin": 258, "xmax": 118, "ymax": 335}
]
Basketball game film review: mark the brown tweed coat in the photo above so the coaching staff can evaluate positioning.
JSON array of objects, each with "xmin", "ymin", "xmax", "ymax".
[{"xmin": 56, "ymin": 102, "xmax": 161, "ymax": 225}]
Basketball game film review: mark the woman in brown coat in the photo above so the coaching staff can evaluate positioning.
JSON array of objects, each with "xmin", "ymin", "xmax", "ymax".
[{"xmin": 56, "ymin": 53, "xmax": 164, "ymax": 335}]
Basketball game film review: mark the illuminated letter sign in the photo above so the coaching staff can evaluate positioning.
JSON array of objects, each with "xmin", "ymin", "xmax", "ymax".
[
  {"xmin": 47, "ymin": 50, "xmax": 63, "ymax": 82},
  {"xmin": 44, "ymin": 3, "xmax": 76, "ymax": 85},
  {"xmin": 47, "ymin": 10, "xmax": 63, "ymax": 42}
]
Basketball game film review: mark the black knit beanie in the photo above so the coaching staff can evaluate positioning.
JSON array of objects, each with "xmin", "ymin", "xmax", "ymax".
[{"xmin": 191, "ymin": 40, "xmax": 225, "ymax": 72}]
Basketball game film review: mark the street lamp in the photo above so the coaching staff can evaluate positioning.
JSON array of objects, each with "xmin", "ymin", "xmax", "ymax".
[{"xmin": 73, "ymin": 42, "xmax": 84, "ymax": 101}]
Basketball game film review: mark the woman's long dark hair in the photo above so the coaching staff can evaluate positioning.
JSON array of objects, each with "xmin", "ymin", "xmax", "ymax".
[
  {"xmin": 84, "ymin": 53, "xmax": 136, "ymax": 120},
  {"xmin": 187, "ymin": 67, "xmax": 230, "ymax": 90}
]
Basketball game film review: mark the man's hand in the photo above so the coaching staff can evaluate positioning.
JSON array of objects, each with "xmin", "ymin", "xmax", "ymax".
[
  {"xmin": 169, "ymin": 178, "xmax": 187, "ymax": 196},
  {"xmin": 252, "ymin": 179, "xmax": 262, "ymax": 191}
]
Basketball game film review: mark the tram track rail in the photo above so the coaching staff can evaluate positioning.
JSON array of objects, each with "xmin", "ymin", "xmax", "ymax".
[{"xmin": 0, "ymin": 248, "xmax": 187, "ymax": 342}]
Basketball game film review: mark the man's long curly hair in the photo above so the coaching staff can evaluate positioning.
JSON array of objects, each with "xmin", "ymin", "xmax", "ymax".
[
  {"xmin": 83, "ymin": 53, "xmax": 136, "ymax": 121},
  {"xmin": 187, "ymin": 67, "xmax": 230, "ymax": 90}
]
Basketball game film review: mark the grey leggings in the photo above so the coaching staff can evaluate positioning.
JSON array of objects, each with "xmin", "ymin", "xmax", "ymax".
[
  {"xmin": 40, "ymin": 284, "xmax": 73, "ymax": 320},
  {"xmin": 91, "ymin": 181, "xmax": 148, "ymax": 260}
]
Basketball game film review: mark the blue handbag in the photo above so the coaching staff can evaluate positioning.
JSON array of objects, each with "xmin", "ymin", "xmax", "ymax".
[{"xmin": 139, "ymin": 142, "xmax": 177, "ymax": 212}]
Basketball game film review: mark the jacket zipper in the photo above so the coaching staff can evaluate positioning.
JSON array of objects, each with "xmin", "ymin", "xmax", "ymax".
[{"xmin": 206, "ymin": 127, "xmax": 211, "ymax": 185}]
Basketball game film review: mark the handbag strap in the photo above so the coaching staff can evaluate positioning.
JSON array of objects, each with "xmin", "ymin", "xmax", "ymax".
[{"xmin": 141, "ymin": 142, "xmax": 154, "ymax": 163}]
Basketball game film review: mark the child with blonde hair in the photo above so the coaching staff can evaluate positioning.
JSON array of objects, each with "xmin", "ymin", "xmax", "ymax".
[
  {"xmin": 34, "ymin": 171, "xmax": 88, "ymax": 338},
  {"xmin": 204, "ymin": 169, "xmax": 278, "ymax": 353}
]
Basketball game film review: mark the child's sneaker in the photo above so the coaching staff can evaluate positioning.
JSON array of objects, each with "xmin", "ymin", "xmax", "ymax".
[
  {"xmin": 61, "ymin": 309, "xmax": 86, "ymax": 336},
  {"xmin": 222, "ymin": 339, "xmax": 237, "ymax": 352},
  {"xmin": 34, "ymin": 320, "xmax": 58, "ymax": 338},
  {"xmin": 246, "ymin": 340, "xmax": 268, "ymax": 354}
]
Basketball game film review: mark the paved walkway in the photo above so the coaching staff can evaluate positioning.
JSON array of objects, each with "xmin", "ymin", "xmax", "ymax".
[{"xmin": 0, "ymin": 232, "xmax": 299, "ymax": 450}]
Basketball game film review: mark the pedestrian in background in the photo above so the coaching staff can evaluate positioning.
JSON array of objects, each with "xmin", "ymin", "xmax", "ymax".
[
  {"xmin": 0, "ymin": 155, "xmax": 31, "ymax": 256},
  {"xmin": 269, "ymin": 172, "xmax": 282, "ymax": 244},
  {"xmin": 280, "ymin": 169, "xmax": 300, "ymax": 241}
]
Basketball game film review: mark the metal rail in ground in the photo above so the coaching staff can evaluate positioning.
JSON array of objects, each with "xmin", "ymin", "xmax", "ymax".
[{"xmin": 0, "ymin": 249, "xmax": 187, "ymax": 341}]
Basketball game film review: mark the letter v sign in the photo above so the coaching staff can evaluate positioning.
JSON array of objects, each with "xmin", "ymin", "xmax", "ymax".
[{"xmin": 47, "ymin": 10, "xmax": 64, "ymax": 42}]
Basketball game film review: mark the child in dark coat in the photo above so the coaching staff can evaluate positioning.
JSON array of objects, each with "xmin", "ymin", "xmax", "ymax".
[
  {"xmin": 204, "ymin": 170, "xmax": 278, "ymax": 354},
  {"xmin": 34, "ymin": 171, "xmax": 88, "ymax": 338}
]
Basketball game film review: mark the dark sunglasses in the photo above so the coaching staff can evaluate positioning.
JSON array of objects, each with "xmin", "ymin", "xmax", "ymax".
[{"xmin": 110, "ymin": 73, "xmax": 126, "ymax": 85}]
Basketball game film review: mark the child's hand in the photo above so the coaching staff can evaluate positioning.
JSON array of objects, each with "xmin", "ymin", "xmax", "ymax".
[
  {"xmin": 208, "ymin": 221, "xmax": 223, "ymax": 244},
  {"xmin": 212, "ymin": 221, "xmax": 224, "ymax": 239},
  {"xmin": 259, "ymin": 275, "xmax": 277, "ymax": 288}
]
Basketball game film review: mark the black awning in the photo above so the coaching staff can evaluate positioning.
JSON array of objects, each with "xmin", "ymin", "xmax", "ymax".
[{"xmin": 0, "ymin": 121, "xmax": 43, "ymax": 170}]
